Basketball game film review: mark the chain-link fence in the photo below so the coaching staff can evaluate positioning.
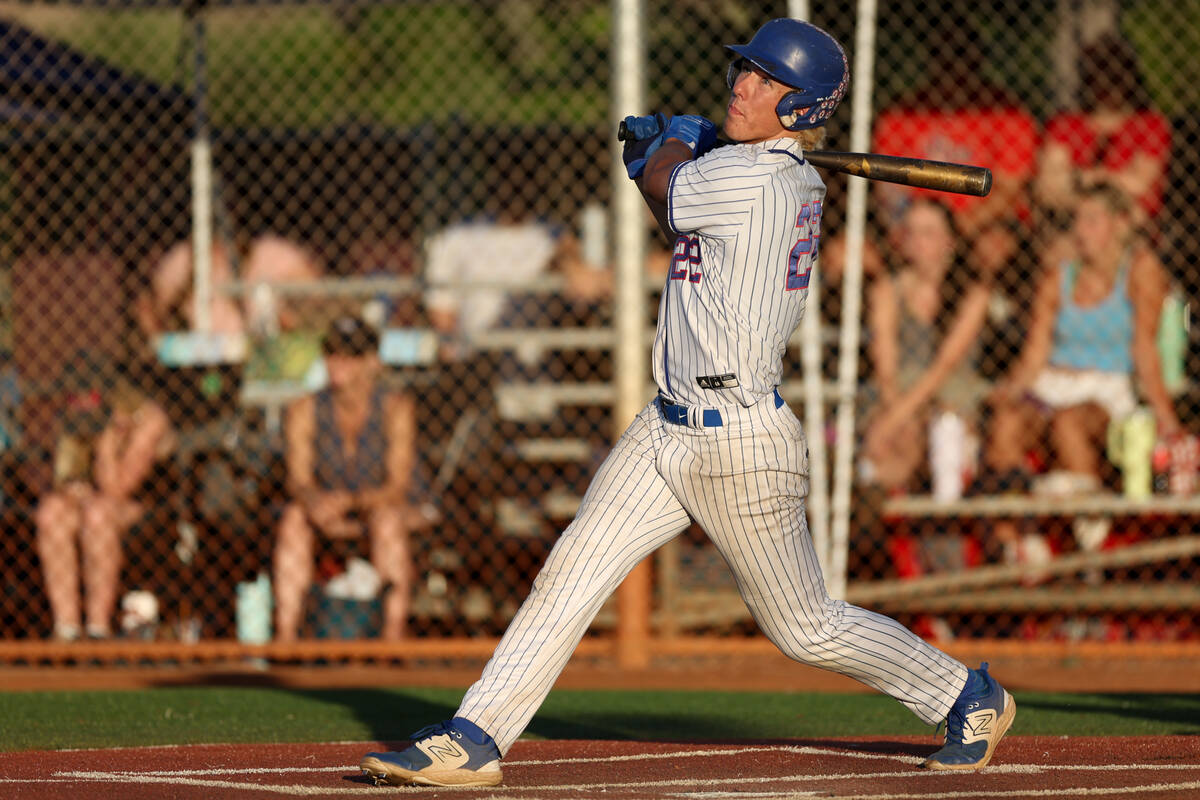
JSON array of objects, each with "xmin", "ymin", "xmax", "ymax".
[{"xmin": 0, "ymin": 0, "xmax": 1197, "ymax": 661}]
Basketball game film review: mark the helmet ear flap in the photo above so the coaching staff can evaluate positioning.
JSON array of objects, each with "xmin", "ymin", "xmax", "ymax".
[{"xmin": 775, "ymin": 91, "xmax": 811, "ymax": 131}]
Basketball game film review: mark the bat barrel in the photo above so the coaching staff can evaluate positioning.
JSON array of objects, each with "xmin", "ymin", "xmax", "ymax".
[{"xmin": 804, "ymin": 151, "xmax": 993, "ymax": 197}]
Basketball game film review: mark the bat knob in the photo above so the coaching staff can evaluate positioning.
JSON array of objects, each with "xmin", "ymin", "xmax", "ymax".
[{"xmin": 617, "ymin": 120, "xmax": 629, "ymax": 141}]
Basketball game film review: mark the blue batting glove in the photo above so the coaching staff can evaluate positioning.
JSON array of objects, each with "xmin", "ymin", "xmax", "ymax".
[
  {"xmin": 661, "ymin": 115, "xmax": 718, "ymax": 157},
  {"xmin": 622, "ymin": 113, "xmax": 667, "ymax": 142},
  {"xmin": 622, "ymin": 113, "xmax": 670, "ymax": 179}
]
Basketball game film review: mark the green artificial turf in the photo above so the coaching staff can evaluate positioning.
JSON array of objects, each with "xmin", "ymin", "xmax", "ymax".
[{"xmin": 0, "ymin": 687, "xmax": 1196, "ymax": 752}]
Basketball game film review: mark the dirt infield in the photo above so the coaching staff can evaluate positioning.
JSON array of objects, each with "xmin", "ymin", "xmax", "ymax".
[{"xmin": 2, "ymin": 736, "xmax": 1198, "ymax": 799}]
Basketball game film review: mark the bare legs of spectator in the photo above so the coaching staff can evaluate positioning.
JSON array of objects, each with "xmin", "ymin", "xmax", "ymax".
[
  {"xmin": 368, "ymin": 506, "xmax": 411, "ymax": 641},
  {"xmin": 986, "ymin": 397, "xmax": 1108, "ymax": 564},
  {"xmin": 80, "ymin": 495, "xmax": 131, "ymax": 638},
  {"xmin": 36, "ymin": 491, "xmax": 83, "ymax": 640},
  {"xmin": 273, "ymin": 502, "xmax": 314, "ymax": 643},
  {"xmin": 984, "ymin": 398, "xmax": 1038, "ymax": 561},
  {"xmin": 273, "ymin": 502, "xmax": 411, "ymax": 641},
  {"xmin": 36, "ymin": 487, "xmax": 128, "ymax": 640},
  {"xmin": 1050, "ymin": 403, "xmax": 1107, "ymax": 479},
  {"xmin": 864, "ymin": 414, "xmax": 925, "ymax": 492}
]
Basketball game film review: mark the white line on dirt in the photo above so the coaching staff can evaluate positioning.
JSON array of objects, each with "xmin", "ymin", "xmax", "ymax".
[
  {"xmin": 44, "ymin": 761, "xmax": 1200, "ymax": 798},
  {"xmin": 41, "ymin": 771, "xmax": 382, "ymax": 796},
  {"xmin": 75, "ymin": 758, "xmax": 1200, "ymax": 782},
  {"xmin": 687, "ymin": 780, "xmax": 1200, "ymax": 800},
  {"xmin": 105, "ymin": 766, "xmax": 354, "ymax": 776},
  {"xmin": 506, "ymin": 744, "xmax": 924, "ymax": 766},
  {"xmin": 495, "ymin": 764, "xmax": 1200, "ymax": 794},
  {"xmin": 109, "ymin": 744, "xmax": 916, "ymax": 777}
]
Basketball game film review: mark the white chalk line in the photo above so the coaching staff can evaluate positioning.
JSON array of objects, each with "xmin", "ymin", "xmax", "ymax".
[
  {"xmin": 669, "ymin": 780, "xmax": 1200, "ymax": 800},
  {"xmin": 99, "ymin": 766, "xmax": 353, "ymax": 777},
  {"xmin": 37, "ymin": 761, "xmax": 1200, "ymax": 797},
  {"xmin": 72, "ymin": 755, "xmax": 1200, "ymax": 781},
  {"xmin": 100, "ymin": 744, "xmax": 914, "ymax": 777},
  {"xmin": 0, "ymin": 779, "xmax": 83, "ymax": 785},
  {"xmin": 39, "ymin": 771, "xmax": 382, "ymax": 796},
  {"xmin": 506, "ymin": 744, "xmax": 925, "ymax": 767},
  {"xmin": 480, "ymin": 764, "xmax": 1200, "ymax": 794},
  {"xmin": 50, "ymin": 740, "xmax": 371, "ymax": 754},
  {"xmin": 3, "ymin": 748, "xmax": 1193, "ymax": 797}
]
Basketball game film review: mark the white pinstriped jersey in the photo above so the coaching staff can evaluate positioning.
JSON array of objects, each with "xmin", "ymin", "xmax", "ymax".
[{"xmin": 657, "ymin": 136, "xmax": 824, "ymax": 408}]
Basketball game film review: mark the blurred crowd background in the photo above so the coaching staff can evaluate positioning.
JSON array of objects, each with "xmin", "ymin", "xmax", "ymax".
[{"xmin": 0, "ymin": 0, "xmax": 1198, "ymax": 654}]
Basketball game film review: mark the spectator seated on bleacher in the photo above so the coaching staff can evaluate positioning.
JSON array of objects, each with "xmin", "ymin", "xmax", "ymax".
[
  {"xmin": 423, "ymin": 214, "xmax": 593, "ymax": 373},
  {"xmin": 35, "ymin": 354, "xmax": 176, "ymax": 641},
  {"xmin": 860, "ymin": 201, "xmax": 996, "ymax": 496},
  {"xmin": 980, "ymin": 183, "xmax": 1181, "ymax": 560},
  {"xmin": 866, "ymin": 12, "xmax": 1037, "ymax": 391},
  {"xmin": 138, "ymin": 232, "xmax": 325, "ymax": 340},
  {"xmin": 137, "ymin": 236, "xmax": 244, "ymax": 338},
  {"xmin": 272, "ymin": 315, "xmax": 419, "ymax": 641}
]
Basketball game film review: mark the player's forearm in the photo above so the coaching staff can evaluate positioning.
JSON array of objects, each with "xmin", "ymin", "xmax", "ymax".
[
  {"xmin": 637, "ymin": 191, "xmax": 674, "ymax": 243},
  {"xmin": 639, "ymin": 140, "xmax": 694, "ymax": 205}
]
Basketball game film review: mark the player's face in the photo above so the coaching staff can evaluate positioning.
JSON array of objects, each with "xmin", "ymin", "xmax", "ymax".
[{"xmin": 724, "ymin": 62, "xmax": 793, "ymax": 143}]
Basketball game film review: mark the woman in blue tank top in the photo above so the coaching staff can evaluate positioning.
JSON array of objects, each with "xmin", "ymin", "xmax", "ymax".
[{"xmin": 983, "ymin": 182, "xmax": 1180, "ymax": 514}]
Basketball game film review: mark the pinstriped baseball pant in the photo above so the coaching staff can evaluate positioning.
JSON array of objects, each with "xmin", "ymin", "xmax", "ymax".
[{"xmin": 457, "ymin": 394, "xmax": 968, "ymax": 754}]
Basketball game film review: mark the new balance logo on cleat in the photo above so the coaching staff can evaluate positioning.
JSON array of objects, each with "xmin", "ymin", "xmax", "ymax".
[
  {"xmin": 417, "ymin": 735, "xmax": 470, "ymax": 769},
  {"xmin": 962, "ymin": 708, "xmax": 996, "ymax": 744}
]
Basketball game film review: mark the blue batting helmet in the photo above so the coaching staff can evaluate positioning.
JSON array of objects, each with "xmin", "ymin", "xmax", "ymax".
[{"xmin": 726, "ymin": 18, "xmax": 849, "ymax": 131}]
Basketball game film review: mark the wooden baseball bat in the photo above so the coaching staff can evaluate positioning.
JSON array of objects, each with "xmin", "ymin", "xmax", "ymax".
[
  {"xmin": 616, "ymin": 120, "xmax": 992, "ymax": 197},
  {"xmin": 800, "ymin": 150, "xmax": 992, "ymax": 197}
]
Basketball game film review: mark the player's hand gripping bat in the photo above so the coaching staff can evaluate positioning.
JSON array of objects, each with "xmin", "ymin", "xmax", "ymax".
[{"xmin": 617, "ymin": 120, "xmax": 992, "ymax": 197}]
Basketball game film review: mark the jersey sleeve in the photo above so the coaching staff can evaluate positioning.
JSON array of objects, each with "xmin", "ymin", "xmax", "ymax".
[{"xmin": 666, "ymin": 151, "xmax": 769, "ymax": 236}]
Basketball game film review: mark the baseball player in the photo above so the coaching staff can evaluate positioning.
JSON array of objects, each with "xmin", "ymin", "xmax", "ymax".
[{"xmin": 361, "ymin": 18, "xmax": 1014, "ymax": 788}]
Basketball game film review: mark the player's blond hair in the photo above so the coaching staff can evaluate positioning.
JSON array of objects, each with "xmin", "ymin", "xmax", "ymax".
[{"xmin": 792, "ymin": 126, "xmax": 826, "ymax": 151}]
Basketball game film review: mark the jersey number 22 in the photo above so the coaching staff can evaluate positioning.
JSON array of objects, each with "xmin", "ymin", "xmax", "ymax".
[{"xmin": 786, "ymin": 201, "xmax": 822, "ymax": 291}]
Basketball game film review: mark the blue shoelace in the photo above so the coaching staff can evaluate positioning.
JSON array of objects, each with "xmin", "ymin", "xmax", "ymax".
[{"xmin": 410, "ymin": 721, "xmax": 460, "ymax": 741}]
